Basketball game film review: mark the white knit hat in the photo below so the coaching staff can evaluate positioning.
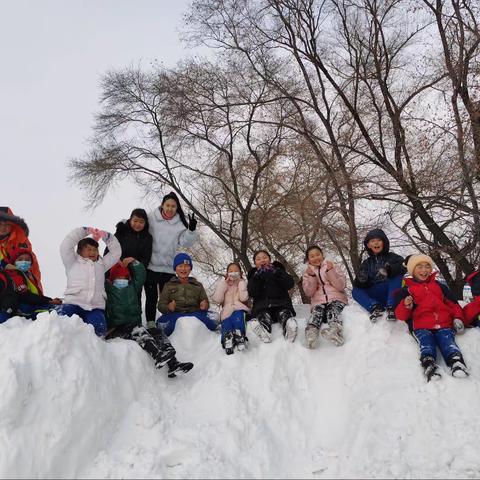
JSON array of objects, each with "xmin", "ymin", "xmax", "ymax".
[{"xmin": 406, "ymin": 254, "xmax": 434, "ymax": 276}]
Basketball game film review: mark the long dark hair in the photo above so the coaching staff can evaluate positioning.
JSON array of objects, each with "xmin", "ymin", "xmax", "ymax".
[{"xmin": 161, "ymin": 191, "xmax": 188, "ymax": 229}]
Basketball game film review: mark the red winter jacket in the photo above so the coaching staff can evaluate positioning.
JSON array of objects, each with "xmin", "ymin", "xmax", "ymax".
[
  {"xmin": 463, "ymin": 271, "xmax": 480, "ymax": 326},
  {"xmin": 394, "ymin": 273, "xmax": 464, "ymax": 330}
]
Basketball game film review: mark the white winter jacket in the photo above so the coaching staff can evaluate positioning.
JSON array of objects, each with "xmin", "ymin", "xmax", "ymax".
[
  {"xmin": 147, "ymin": 209, "xmax": 198, "ymax": 274},
  {"xmin": 60, "ymin": 228, "xmax": 121, "ymax": 311}
]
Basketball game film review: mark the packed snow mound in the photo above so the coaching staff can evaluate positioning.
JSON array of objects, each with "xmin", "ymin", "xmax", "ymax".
[{"xmin": 1, "ymin": 305, "xmax": 480, "ymax": 479}]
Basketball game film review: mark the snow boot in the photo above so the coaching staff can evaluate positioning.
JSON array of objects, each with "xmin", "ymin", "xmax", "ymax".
[
  {"xmin": 284, "ymin": 317, "xmax": 298, "ymax": 343},
  {"xmin": 234, "ymin": 329, "xmax": 247, "ymax": 351},
  {"xmin": 369, "ymin": 305, "xmax": 385, "ymax": 323},
  {"xmin": 386, "ymin": 308, "xmax": 396, "ymax": 321},
  {"xmin": 167, "ymin": 359, "xmax": 194, "ymax": 378},
  {"xmin": 421, "ymin": 356, "xmax": 441, "ymax": 382},
  {"xmin": 223, "ymin": 331, "xmax": 235, "ymax": 355},
  {"xmin": 321, "ymin": 322, "xmax": 344, "ymax": 346},
  {"xmin": 154, "ymin": 346, "xmax": 176, "ymax": 369},
  {"xmin": 305, "ymin": 324, "xmax": 320, "ymax": 349},
  {"xmin": 449, "ymin": 355, "xmax": 469, "ymax": 378},
  {"xmin": 249, "ymin": 318, "xmax": 272, "ymax": 343}
]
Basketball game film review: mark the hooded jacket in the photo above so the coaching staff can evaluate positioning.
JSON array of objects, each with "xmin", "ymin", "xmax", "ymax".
[
  {"xmin": 0, "ymin": 207, "xmax": 43, "ymax": 291},
  {"xmin": 105, "ymin": 261, "xmax": 146, "ymax": 328},
  {"xmin": 247, "ymin": 261, "xmax": 296, "ymax": 317},
  {"xmin": 60, "ymin": 228, "xmax": 121, "ymax": 311},
  {"xmin": 354, "ymin": 229, "xmax": 405, "ymax": 288},
  {"xmin": 394, "ymin": 272, "xmax": 464, "ymax": 330},
  {"xmin": 302, "ymin": 260, "xmax": 348, "ymax": 308},
  {"xmin": 148, "ymin": 209, "xmax": 197, "ymax": 274},
  {"xmin": 212, "ymin": 277, "xmax": 250, "ymax": 320}
]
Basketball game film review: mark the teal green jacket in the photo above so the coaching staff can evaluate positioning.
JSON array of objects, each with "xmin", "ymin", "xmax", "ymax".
[{"xmin": 105, "ymin": 261, "xmax": 146, "ymax": 328}]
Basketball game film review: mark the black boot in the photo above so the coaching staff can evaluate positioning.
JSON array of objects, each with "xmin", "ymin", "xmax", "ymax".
[
  {"xmin": 167, "ymin": 358, "xmax": 194, "ymax": 378},
  {"xmin": 369, "ymin": 305, "xmax": 385, "ymax": 323},
  {"xmin": 421, "ymin": 355, "xmax": 441, "ymax": 382},
  {"xmin": 223, "ymin": 331, "xmax": 235, "ymax": 355},
  {"xmin": 448, "ymin": 354, "xmax": 469, "ymax": 378}
]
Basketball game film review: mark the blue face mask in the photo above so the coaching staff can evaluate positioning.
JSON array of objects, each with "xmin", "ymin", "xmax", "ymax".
[
  {"xmin": 15, "ymin": 260, "xmax": 32, "ymax": 272},
  {"xmin": 113, "ymin": 279, "xmax": 129, "ymax": 289}
]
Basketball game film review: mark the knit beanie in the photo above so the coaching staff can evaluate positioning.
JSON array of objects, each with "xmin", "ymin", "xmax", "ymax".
[
  {"xmin": 406, "ymin": 254, "xmax": 434, "ymax": 276},
  {"xmin": 173, "ymin": 253, "xmax": 193, "ymax": 271},
  {"xmin": 109, "ymin": 262, "xmax": 131, "ymax": 281}
]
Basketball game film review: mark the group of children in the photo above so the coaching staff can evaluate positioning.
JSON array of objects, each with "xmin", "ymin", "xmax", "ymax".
[{"xmin": 1, "ymin": 200, "xmax": 480, "ymax": 382}]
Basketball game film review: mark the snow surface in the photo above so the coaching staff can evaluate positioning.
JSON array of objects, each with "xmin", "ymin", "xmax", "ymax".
[{"xmin": 1, "ymin": 304, "xmax": 480, "ymax": 479}]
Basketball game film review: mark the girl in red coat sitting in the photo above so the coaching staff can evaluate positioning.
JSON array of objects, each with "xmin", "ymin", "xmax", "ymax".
[{"xmin": 394, "ymin": 254, "xmax": 468, "ymax": 381}]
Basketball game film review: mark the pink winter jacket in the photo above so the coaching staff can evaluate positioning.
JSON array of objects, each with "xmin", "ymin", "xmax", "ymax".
[
  {"xmin": 212, "ymin": 278, "xmax": 250, "ymax": 320},
  {"xmin": 302, "ymin": 261, "xmax": 348, "ymax": 309}
]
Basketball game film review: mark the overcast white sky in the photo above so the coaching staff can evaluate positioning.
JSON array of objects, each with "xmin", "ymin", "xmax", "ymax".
[{"xmin": 1, "ymin": 0, "xmax": 196, "ymax": 294}]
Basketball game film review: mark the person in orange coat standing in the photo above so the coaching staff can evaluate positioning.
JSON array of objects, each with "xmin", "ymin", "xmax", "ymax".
[{"xmin": 0, "ymin": 207, "xmax": 43, "ymax": 291}]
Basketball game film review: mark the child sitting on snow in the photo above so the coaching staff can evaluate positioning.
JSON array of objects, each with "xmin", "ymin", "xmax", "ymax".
[
  {"xmin": 302, "ymin": 246, "xmax": 348, "ymax": 349},
  {"xmin": 105, "ymin": 259, "xmax": 193, "ymax": 378},
  {"xmin": 352, "ymin": 229, "xmax": 406, "ymax": 322},
  {"xmin": 0, "ymin": 249, "xmax": 62, "ymax": 322},
  {"xmin": 212, "ymin": 262, "xmax": 250, "ymax": 354},
  {"xmin": 247, "ymin": 250, "xmax": 297, "ymax": 343},
  {"xmin": 59, "ymin": 227, "xmax": 121, "ymax": 337},
  {"xmin": 157, "ymin": 253, "xmax": 218, "ymax": 335},
  {"xmin": 394, "ymin": 254, "xmax": 468, "ymax": 381}
]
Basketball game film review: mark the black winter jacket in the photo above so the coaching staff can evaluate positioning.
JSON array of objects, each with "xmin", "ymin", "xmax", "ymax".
[
  {"xmin": 247, "ymin": 261, "xmax": 296, "ymax": 316},
  {"xmin": 354, "ymin": 229, "xmax": 406, "ymax": 289},
  {"xmin": 107, "ymin": 220, "xmax": 153, "ymax": 269}
]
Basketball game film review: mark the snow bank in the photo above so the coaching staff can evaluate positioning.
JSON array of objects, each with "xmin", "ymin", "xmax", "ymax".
[{"xmin": 1, "ymin": 306, "xmax": 480, "ymax": 479}]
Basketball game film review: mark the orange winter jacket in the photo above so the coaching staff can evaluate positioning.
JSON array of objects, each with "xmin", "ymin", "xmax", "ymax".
[{"xmin": 0, "ymin": 207, "xmax": 43, "ymax": 292}]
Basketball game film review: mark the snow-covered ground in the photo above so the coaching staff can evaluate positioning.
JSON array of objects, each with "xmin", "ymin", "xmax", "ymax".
[{"xmin": 1, "ymin": 304, "xmax": 480, "ymax": 479}]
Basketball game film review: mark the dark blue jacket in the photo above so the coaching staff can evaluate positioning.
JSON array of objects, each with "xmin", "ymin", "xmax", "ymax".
[{"xmin": 354, "ymin": 229, "xmax": 406, "ymax": 289}]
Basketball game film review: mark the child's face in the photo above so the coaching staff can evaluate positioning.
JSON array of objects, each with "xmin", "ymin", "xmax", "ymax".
[
  {"xmin": 176, "ymin": 262, "xmax": 192, "ymax": 279},
  {"xmin": 367, "ymin": 238, "xmax": 384, "ymax": 255},
  {"xmin": 227, "ymin": 264, "xmax": 241, "ymax": 280},
  {"xmin": 80, "ymin": 244, "xmax": 99, "ymax": 261},
  {"xmin": 413, "ymin": 262, "xmax": 432, "ymax": 281},
  {"xmin": 16, "ymin": 253, "xmax": 32, "ymax": 262},
  {"xmin": 0, "ymin": 221, "xmax": 12, "ymax": 237},
  {"xmin": 227, "ymin": 264, "xmax": 241, "ymax": 275},
  {"xmin": 254, "ymin": 252, "xmax": 271, "ymax": 269},
  {"xmin": 162, "ymin": 199, "xmax": 178, "ymax": 217},
  {"xmin": 129, "ymin": 215, "xmax": 146, "ymax": 232},
  {"xmin": 308, "ymin": 248, "xmax": 324, "ymax": 267}
]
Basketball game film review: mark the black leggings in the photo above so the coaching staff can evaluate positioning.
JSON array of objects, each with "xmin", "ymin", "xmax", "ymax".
[{"xmin": 144, "ymin": 270, "xmax": 175, "ymax": 323}]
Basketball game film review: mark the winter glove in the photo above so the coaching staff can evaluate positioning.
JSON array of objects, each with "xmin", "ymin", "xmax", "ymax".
[
  {"xmin": 188, "ymin": 213, "xmax": 197, "ymax": 232},
  {"xmin": 376, "ymin": 268, "xmax": 388, "ymax": 281},
  {"xmin": 453, "ymin": 318, "xmax": 465, "ymax": 335},
  {"xmin": 258, "ymin": 264, "xmax": 274, "ymax": 275}
]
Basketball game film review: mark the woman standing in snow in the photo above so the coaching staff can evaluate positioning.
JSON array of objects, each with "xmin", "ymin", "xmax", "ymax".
[{"xmin": 145, "ymin": 192, "xmax": 198, "ymax": 327}]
